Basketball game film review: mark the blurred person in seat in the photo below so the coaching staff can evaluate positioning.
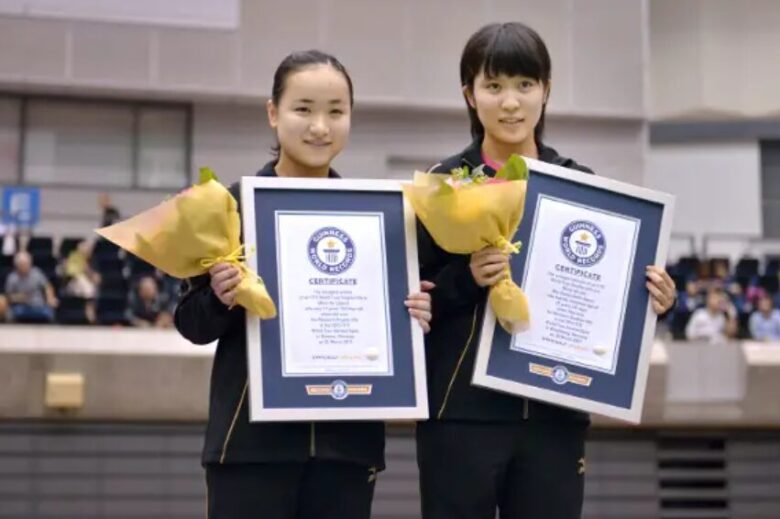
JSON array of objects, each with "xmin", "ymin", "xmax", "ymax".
[
  {"xmin": 0, "ymin": 220, "xmax": 17, "ymax": 256},
  {"xmin": 63, "ymin": 240, "xmax": 100, "ymax": 323},
  {"xmin": 0, "ymin": 294, "xmax": 9, "ymax": 323},
  {"xmin": 679, "ymin": 280, "xmax": 703, "ymax": 312},
  {"xmin": 748, "ymin": 293, "xmax": 780, "ymax": 342},
  {"xmin": 685, "ymin": 287, "xmax": 737, "ymax": 343},
  {"xmin": 126, "ymin": 275, "xmax": 172, "ymax": 328},
  {"xmin": 99, "ymin": 193, "xmax": 121, "ymax": 227},
  {"xmin": 5, "ymin": 251, "xmax": 57, "ymax": 323}
]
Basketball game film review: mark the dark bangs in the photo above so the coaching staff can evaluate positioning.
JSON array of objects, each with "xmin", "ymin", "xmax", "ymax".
[{"xmin": 481, "ymin": 24, "xmax": 549, "ymax": 82}]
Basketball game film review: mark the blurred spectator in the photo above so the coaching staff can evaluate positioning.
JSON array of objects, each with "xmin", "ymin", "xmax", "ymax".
[
  {"xmin": 713, "ymin": 261, "xmax": 730, "ymax": 282},
  {"xmin": 685, "ymin": 287, "xmax": 737, "ymax": 343},
  {"xmin": 63, "ymin": 241, "xmax": 100, "ymax": 298},
  {"xmin": 748, "ymin": 294, "xmax": 780, "ymax": 342},
  {"xmin": 727, "ymin": 281, "xmax": 752, "ymax": 315},
  {"xmin": 701, "ymin": 260, "xmax": 731, "ymax": 291},
  {"xmin": 126, "ymin": 275, "xmax": 172, "ymax": 328},
  {"xmin": 99, "ymin": 193, "xmax": 121, "ymax": 227},
  {"xmin": 62, "ymin": 240, "xmax": 100, "ymax": 323},
  {"xmin": 679, "ymin": 280, "xmax": 703, "ymax": 312},
  {"xmin": 4, "ymin": 251, "xmax": 58, "ymax": 323},
  {"xmin": 0, "ymin": 221, "xmax": 17, "ymax": 256},
  {"xmin": 746, "ymin": 283, "xmax": 767, "ymax": 308},
  {"xmin": 0, "ymin": 294, "xmax": 8, "ymax": 323}
]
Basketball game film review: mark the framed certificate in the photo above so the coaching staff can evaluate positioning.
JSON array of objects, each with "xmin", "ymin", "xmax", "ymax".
[
  {"xmin": 241, "ymin": 177, "xmax": 428, "ymax": 421},
  {"xmin": 472, "ymin": 158, "xmax": 675, "ymax": 423}
]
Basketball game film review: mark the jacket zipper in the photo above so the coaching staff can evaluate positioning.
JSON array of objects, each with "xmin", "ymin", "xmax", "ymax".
[
  {"xmin": 219, "ymin": 379, "xmax": 248, "ymax": 464},
  {"xmin": 468, "ymin": 156, "xmax": 529, "ymax": 420},
  {"xmin": 437, "ymin": 306, "xmax": 479, "ymax": 419}
]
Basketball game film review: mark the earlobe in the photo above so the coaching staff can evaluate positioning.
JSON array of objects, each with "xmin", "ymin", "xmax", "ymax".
[
  {"xmin": 462, "ymin": 85, "xmax": 476, "ymax": 109},
  {"xmin": 266, "ymin": 99, "xmax": 278, "ymax": 129}
]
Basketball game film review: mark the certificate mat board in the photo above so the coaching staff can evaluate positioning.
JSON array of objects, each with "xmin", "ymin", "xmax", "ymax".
[
  {"xmin": 241, "ymin": 177, "xmax": 428, "ymax": 421},
  {"xmin": 472, "ymin": 158, "xmax": 675, "ymax": 423}
]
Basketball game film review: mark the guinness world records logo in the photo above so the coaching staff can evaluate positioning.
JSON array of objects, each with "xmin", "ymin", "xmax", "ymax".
[
  {"xmin": 308, "ymin": 227, "xmax": 356, "ymax": 275},
  {"xmin": 560, "ymin": 220, "xmax": 606, "ymax": 267}
]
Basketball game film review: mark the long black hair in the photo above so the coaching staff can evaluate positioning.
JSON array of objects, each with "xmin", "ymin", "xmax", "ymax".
[
  {"xmin": 270, "ymin": 50, "xmax": 354, "ymax": 157},
  {"xmin": 460, "ymin": 23, "xmax": 552, "ymax": 145}
]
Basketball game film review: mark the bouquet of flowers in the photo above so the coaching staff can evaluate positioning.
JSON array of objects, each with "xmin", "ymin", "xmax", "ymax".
[
  {"xmin": 96, "ymin": 168, "xmax": 276, "ymax": 318},
  {"xmin": 403, "ymin": 155, "xmax": 529, "ymax": 332}
]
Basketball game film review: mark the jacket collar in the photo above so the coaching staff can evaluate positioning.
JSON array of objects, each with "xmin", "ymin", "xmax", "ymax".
[
  {"xmin": 256, "ymin": 160, "xmax": 341, "ymax": 178},
  {"xmin": 458, "ymin": 139, "xmax": 561, "ymax": 172}
]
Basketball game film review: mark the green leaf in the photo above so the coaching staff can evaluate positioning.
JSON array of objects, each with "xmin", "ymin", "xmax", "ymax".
[
  {"xmin": 450, "ymin": 165, "xmax": 470, "ymax": 181},
  {"xmin": 496, "ymin": 154, "xmax": 528, "ymax": 181},
  {"xmin": 199, "ymin": 167, "xmax": 219, "ymax": 184},
  {"xmin": 472, "ymin": 164, "xmax": 488, "ymax": 184}
]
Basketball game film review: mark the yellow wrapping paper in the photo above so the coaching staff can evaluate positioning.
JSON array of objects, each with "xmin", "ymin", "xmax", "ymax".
[
  {"xmin": 95, "ymin": 168, "xmax": 276, "ymax": 318},
  {"xmin": 403, "ymin": 155, "xmax": 530, "ymax": 332}
]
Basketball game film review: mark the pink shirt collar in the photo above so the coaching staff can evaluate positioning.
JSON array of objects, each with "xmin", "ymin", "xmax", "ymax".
[{"xmin": 481, "ymin": 150, "xmax": 503, "ymax": 172}]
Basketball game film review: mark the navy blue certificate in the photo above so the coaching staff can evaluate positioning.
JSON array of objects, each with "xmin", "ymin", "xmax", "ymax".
[
  {"xmin": 241, "ymin": 177, "xmax": 428, "ymax": 421},
  {"xmin": 472, "ymin": 159, "xmax": 675, "ymax": 423}
]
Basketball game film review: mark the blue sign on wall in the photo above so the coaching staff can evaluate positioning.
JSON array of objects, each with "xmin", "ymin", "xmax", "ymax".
[{"xmin": 2, "ymin": 187, "xmax": 40, "ymax": 226}]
